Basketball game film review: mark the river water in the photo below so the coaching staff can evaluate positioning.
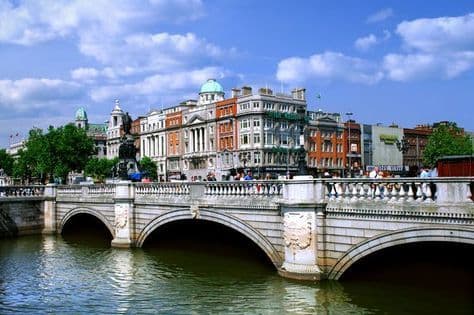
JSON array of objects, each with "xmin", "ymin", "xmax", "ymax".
[{"xmin": 0, "ymin": 230, "xmax": 472, "ymax": 314}]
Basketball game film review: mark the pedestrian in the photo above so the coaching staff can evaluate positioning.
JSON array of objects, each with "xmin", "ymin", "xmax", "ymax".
[{"xmin": 244, "ymin": 171, "xmax": 253, "ymax": 180}]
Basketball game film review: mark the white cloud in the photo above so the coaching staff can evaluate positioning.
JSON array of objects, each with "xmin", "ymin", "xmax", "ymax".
[
  {"xmin": 367, "ymin": 8, "xmax": 393, "ymax": 23},
  {"xmin": 396, "ymin": 13, "xmax": 474, "ymax": 53},
  {"xmin": 0, "ymin": 78, "xmax": 82, "ymax": 113},
  {"xmin": 276, "ymin": 52, "xmax": 383, "ymax": 85},
  {"xmin": 355, "ymin": 34, "xmax": 378, "ymax": 51},
  {"xmin": 0, "ymin": 0, "xmax": 204, "ymax": 46},
  {"xmin": 384, "ymin": 13, "xmax": 474, "ymax": 81},
  {"xmin": 383, "ymin": 52, "xmax": 474, "ymax": 81},
  {"xmin": 90, "ymin": 67, "xmax": 226, "ymax": 102},
  {"xmin": 70, "ymin": 67, "xmax": 99, "ymax": 82}
]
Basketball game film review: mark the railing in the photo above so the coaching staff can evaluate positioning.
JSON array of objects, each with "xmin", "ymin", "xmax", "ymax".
[
  {"xmin": 322, "ymin": 177, "xmax": 473, "ymax": 203},
  {"xmin": 0, "ymin": 185, "xmax": 45, "ymax": 198},
  {"xmin": 135, "ymin": 182, "xmax": 190, "ymax": 197},
  {"xmin": 3, "ymin": 177, "xmax": 473, "ymax": 205},
  {"xmin": 204, "ymin": 181, "xmax": 283, "ymax": 197},
  {"xmin": 57, "ymin": 184, "xmax": 116, "ymax": 197}
]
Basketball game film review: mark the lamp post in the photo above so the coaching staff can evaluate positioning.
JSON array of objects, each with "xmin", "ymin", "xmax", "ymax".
[
  {"xmin": 345, "ymin": 112, "xmax": 353, "ymax": 178},
  {"xmin": 297, "ymin": 123, "xmax": 307, "ymax": 176},
  {"xmin": 287, "ymin": 137, "xmax": 294, "ymax": 179}
]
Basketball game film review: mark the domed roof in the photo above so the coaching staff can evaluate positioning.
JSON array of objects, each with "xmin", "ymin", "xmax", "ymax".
[
  {"xmin": 200, "ymin": 79, "xmax": 224, "ymax": 94},
  {"xmin": 75, "ymin": 107, "xmax": 87, "ymax": 120}
]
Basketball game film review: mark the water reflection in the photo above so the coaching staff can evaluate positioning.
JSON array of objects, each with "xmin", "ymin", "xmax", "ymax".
[{"xmin": 0, "ymin": 235, "xmax": 472, "ymax": 314}]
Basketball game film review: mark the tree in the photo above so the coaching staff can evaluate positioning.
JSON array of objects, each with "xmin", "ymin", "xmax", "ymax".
[
  {"xmin": 139, "ymin": 157, "xmax": 158, "ymax": 180},
  {"xmin": 0, "ymin": 149, "xmax": 14, "ymax": 176},
  {"xmin": 423, "ymin": 124, "xmax": 473, "ymax": 167},
  {"xmin": 12, "ymin": 149, "xmax": 34, "ymax": 184},
  {"xmin": 85, "ymin": 157, "xmax": 118, "ymax": 183},
  {"xmin": 16, "ymin": 125, "xmax": 95, "ymax": 183}
]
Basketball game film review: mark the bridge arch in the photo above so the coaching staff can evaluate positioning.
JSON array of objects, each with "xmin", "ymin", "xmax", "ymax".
[
  {"xmin": 136, "ymin": 208, "xmax": 282, "ymax": 268},
  {"xmin": 328, "ymin": 226, "xmax": 474, "ymax": 280},
  {"xmin": 59, "ymin": 207, "xmax": 115, "ymax": 237}
]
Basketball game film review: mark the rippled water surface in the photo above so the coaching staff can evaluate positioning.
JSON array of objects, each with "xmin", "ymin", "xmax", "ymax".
[{"xmin": 1, "ymin": 234, "xmax": 472, "ymax": 314}]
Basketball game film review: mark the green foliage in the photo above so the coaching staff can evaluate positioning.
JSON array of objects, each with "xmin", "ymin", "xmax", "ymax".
[
  {"xmin": 139, "ymin": 156, "xmax": 157, "ymax": 180},
  {"xmin": 13, "ymin": 149, "xmax": 34, "ymax": 183},
  {"xmin": 0, "ymin": 149, "xmax": 14, "ymax": 176},
  {"xmin": 423, "ymin": 125, "xmax": 473, "ymax": 167},
  {"xmin": 85, "ymin": 157, "xmax": 118, "ymax": 183},
  {"xmin": 14, "ymin": 125, "xmax": 95, "ymax": 183}
]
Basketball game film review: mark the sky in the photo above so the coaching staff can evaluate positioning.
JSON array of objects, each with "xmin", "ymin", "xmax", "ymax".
[{"xmin": 1, "ymin": 0, "xmax": 473, "ymax": 148}]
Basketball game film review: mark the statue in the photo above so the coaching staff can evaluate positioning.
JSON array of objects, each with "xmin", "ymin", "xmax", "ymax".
[
  {"xmin": 122, "ymin": 112, "xmax": 132, "ymax": 135},
  {"xmin": 116, "ymin": 111, "xmax": 139, "ymax": 180}
]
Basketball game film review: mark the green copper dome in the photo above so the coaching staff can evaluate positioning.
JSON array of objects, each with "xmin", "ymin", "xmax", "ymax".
[
  {"xmin": 75, "ymin": 107, "xmax": 87, "ymax": 120},
  {"xmin": 200, "ymin": 79, "xmax": 224, "ymax": 94}
]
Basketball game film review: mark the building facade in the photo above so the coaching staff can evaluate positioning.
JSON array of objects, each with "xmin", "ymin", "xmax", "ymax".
[
  {"xmin": 306, "ymin": 111, "xmax": 345, "ymax": 176},
  {"xmin": 74, "ymin": 107, "xmax": 107, "ymax": 158},
  {"xmin": 234, "ymin": 87, "xmax": 307, "ymax": 179}
]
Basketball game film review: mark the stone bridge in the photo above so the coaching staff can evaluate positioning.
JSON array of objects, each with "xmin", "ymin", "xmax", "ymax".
[{"xmin": 1, "ymin": 177, "xmax": 473, "ymax": 281}]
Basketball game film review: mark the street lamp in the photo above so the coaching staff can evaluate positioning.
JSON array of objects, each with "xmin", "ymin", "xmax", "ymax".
[
  {"xmin": 346, "ymin": 112, "xmax": 353, "ymax": 178},
  {"xmin": 396, "ymin": 136, "xmax": 409, "ymax": 153}
]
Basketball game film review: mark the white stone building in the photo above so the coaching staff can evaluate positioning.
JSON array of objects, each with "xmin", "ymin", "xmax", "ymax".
[{"xmin": 106, "ymin": 100, "xmax": 124, "ymax": 159}]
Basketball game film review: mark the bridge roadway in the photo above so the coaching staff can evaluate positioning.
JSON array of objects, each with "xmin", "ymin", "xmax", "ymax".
[{"xmin": 1, "ymin": 177, "xmax": 473, "ymax": 281}]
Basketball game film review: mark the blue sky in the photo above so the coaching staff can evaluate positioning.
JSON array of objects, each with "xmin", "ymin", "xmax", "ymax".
[{"xmin": 1, "ymin": 0, "xmax": 473, "ymax": 148}]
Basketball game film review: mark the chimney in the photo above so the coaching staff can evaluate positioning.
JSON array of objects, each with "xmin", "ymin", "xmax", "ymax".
[
  {"xmin": 291, "ymin": 88, "xmax": 306, "ymax": 100},
  {"xmin": 231, "ymin": 88, "xmax": 241, "ymax": 98},
  {"xmin": 258, "ymin": 87, "xmax": 273, "ymax": 95},
  {"xmin": 241, "ymin": 86, "xmax": 252, "ymax": 96}
]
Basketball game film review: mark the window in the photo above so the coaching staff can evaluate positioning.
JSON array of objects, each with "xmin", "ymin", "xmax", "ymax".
[
  {"xmin": 253, "ymin": 102, "xmax": 259, "ymax": 108},
  {"xmin": 240, "ymin": 134, "xmax": 249, "ymax": 145},
  {"xmin": 254, "ymin": 134, "xmax": 261, "ymax": 144},
  {"xmin": 253, "ymin": 119, "xmax": 260, "ymax": 128},
  {"xmin": 280, "ymin": 121, "xmax": 288, "ymax": 129},
  {"xmin": 240, "ymin": 103, "xmax": 250, "ymax": 110},
  {"xmin": 263, "ymin": 102, "xmax": 274, "ymax": 110},
  {"xmin": 254, "ymin": 152, "xmax": 261, "ymax": 164},
  {"xmin": 264, "ymin": 133, "xmax": 274, "ymax": 145},
  {"xmin": 240, "ymin": 119, "xmax": 249, "ymax": 129},
  {"xmin": 264, "ymin": 119, "xmax": 273, "ymax": 128}
]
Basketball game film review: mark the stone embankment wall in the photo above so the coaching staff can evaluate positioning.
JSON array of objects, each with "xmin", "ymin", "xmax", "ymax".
[{"xmin": 0, "ymin": 199, "xmax": 44, "ymax": 237}]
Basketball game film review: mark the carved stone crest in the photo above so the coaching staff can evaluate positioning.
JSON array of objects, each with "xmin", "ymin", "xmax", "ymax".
[
  {"xmin": 115, "ymin": 208, "xmax": 128, "ymax": 230},
  {"xmin": 190, "ymin": 205, "xmax": 200, "ymax": 219},
  {"xmin": 283, "ymin": 212, "xmax": 312, "ymax": 251}
]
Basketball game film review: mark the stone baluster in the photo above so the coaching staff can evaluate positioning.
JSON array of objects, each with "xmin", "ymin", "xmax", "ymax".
[
  {"xmin": 359, "ymin": 183, "xmax": 367, "ymax": 200},
  {"xmin": 344, "ymin": 184, "xmax": 351, "ymax": 201},
  {"xmin": 398, "ymin": 183, "xmax": 406, "ymax": 202},
  {"xmin": 374, "ymin": 183, "xmax": 381, "ymax": 201},
  {"xmin": 424, "ymin": 184, "xmax": 433, "ymax": 202},
  {"xmin": 334, "ymin": 183, "xmax": 342, "ymax": 201},
  {"xmin": 407, "ymin": 183, "xmax": 414, "ymax": 201},
  {"xmin": 415, "ymin": 183, "xmax": 423, "ymax": 201},
  {"xmin": 351, "ymin": 183, "xmax": 358, "ymax": 201},
  {"xmin": 390, "ymin": 182, "xmax": 398, "ymax": 202}
]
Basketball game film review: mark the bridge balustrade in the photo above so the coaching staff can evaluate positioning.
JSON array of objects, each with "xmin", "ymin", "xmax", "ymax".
[
  {"xmin": 0, "ymin": 185, "xmax": 45, "ymax": 198},
  {"xmin": 323, "ymin": 177, "xmax": 473, "ymax": 204},
  {"xmin": 204, "ymin": 181, "xmax": 283, "ymax": 198},
  {"xmin": 135, "ymin": 182, "xmax": 190, "ymax": 197}
]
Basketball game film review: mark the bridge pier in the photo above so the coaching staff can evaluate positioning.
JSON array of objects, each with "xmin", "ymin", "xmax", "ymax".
[
  {"xmin": 278, "ymin": 177, "xmax": 326, "ymax": 281},
  {"xmin": 43, "ymin": 184, "xmax": 57, "ymax": 235},
  {"xmin": 111, "ymin": 181, "xmax": 134, "ymax": 248}
]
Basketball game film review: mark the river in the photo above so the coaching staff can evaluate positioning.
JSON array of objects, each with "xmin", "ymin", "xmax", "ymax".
[{"xmin": 0, "ymin": 230, "xmax": 472, "ymax": 314}]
